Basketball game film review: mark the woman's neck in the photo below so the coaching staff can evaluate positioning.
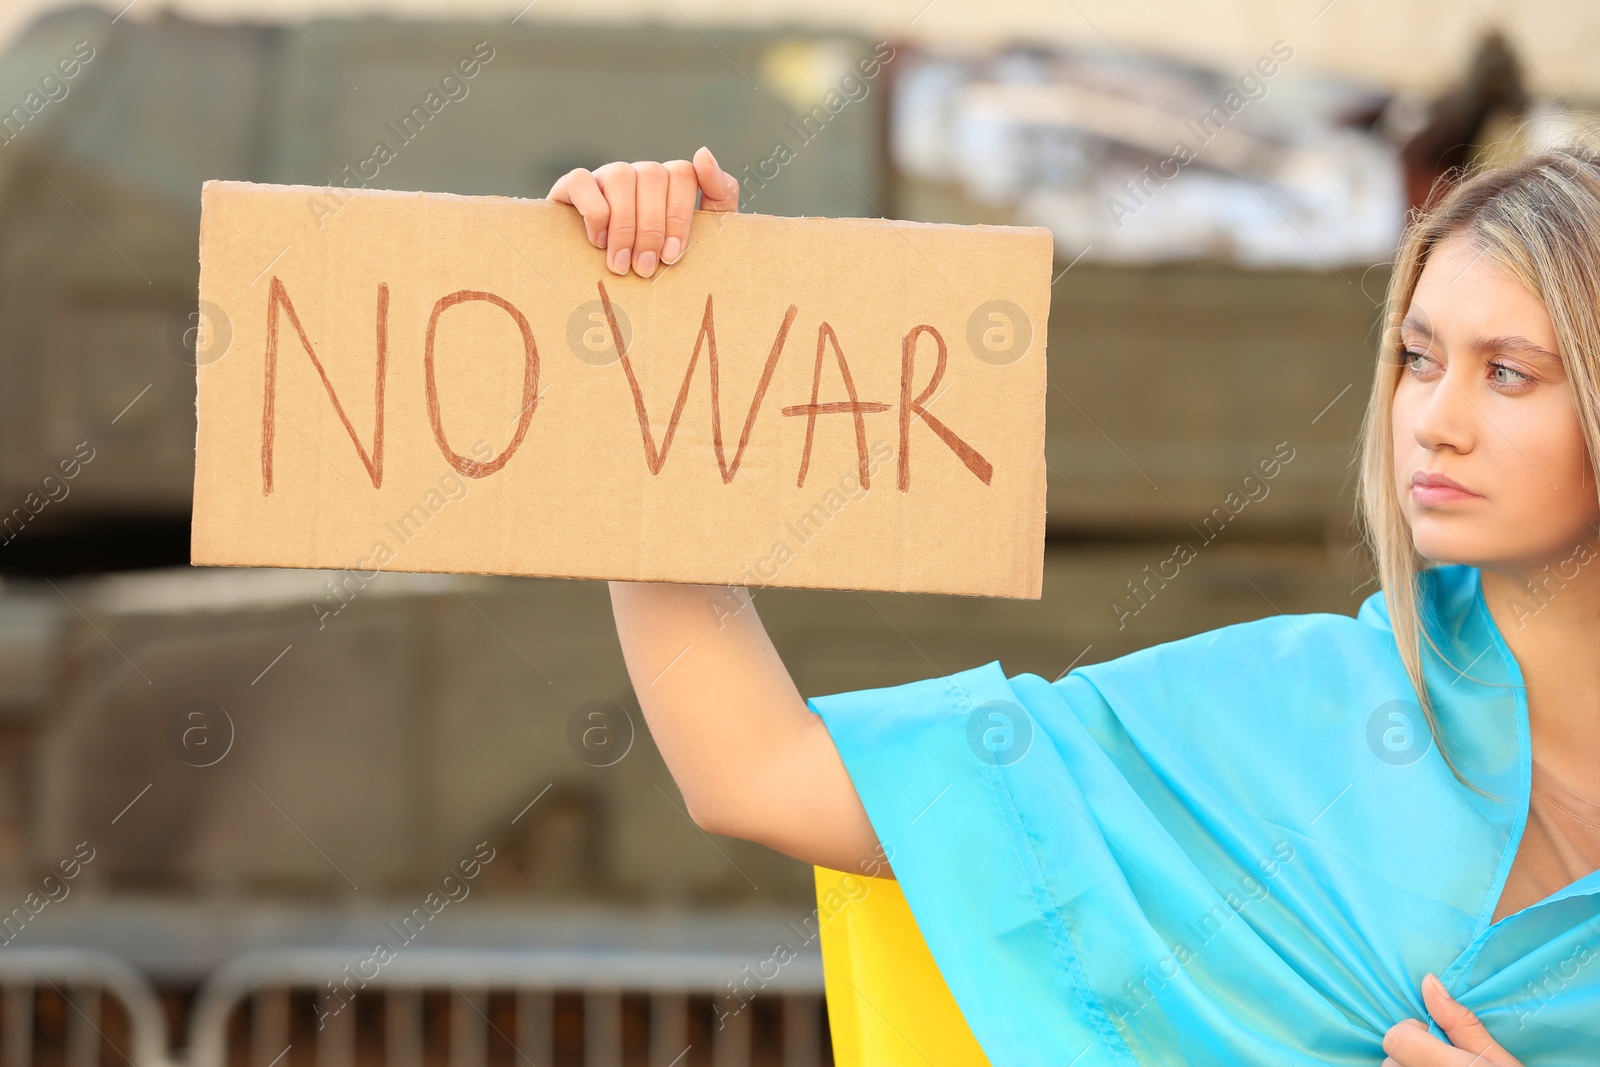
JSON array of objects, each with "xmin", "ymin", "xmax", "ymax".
[{"xmin": 1480, "ymin": 558, "xmax": 1600, "ymax": 799}]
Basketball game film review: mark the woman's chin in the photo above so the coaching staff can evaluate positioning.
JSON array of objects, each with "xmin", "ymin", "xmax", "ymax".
[{"xmin": 1406, "ymin": 518, "xmax": 1489, "ymax": 567}]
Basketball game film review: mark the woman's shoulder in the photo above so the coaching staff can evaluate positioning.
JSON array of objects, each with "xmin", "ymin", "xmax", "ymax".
[
  {"xmin": 1079, "ymin": 564, "xmax": 1477, "ymax": 678},
  {"xmin": 809, "ymin": 567, "xmax": 1481, "ymax": 728},
  {"xmin": 1078, "ymin": 598, "xmax": 1390, "ymax": 684},
  {"xmin": 1043, "ymin": 565, "xmax": 1482, "ymax": 718}
]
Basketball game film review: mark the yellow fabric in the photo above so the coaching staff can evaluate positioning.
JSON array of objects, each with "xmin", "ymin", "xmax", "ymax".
[{"xmin": 814, "ymin": 866, "xmax": 991, "ymax": 1067}]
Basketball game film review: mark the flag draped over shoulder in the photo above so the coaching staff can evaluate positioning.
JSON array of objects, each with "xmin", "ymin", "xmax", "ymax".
[{"xmin": 807, "ymin": 564, "xmax": 1600, "ymax": 1066}]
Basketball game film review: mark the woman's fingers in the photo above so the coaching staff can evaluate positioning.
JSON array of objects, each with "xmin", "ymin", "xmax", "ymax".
[
  {"xmin": 1419, "ymin": 973, "xmax": 1523, "ymax": 1065},
  {"xmin": 693, "ymin": 146, "xmax": 740, "ymax": 212},
  {"xmin": 629, "ymin": 161, "xmax": 670, "ymax": 277},
  {"xmin": 551, "ymin": 149, "xmax": 739, "ymax": 276},
  {"xmin": 592, "ymin": 161, "xmax": 637, "ymax": 276},
  {"xmin": 1382, "ymin": 1019, "xmax": 1455, "ymax": 1066},
  {"xmin": 661, "ymin": 159, "xmax": 699, "ymax": 265},
  {"xmin": 1381, "ymin": 1003, "xmax": 1523, "ymax": 1067},
  {"xmin": 546, "ymin": 167, "xmax": 610, "ymax": 249}
]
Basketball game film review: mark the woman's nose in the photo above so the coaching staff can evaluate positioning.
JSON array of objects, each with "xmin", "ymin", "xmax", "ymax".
[{"xmin": 1410, "ymin": 368, "xmax": 1478, "ymax": 453}]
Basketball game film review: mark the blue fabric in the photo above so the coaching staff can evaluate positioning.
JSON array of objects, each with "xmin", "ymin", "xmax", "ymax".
[{"xmin": 807, "ymin": 564, "xmax": 1600, "ymax": 1065}]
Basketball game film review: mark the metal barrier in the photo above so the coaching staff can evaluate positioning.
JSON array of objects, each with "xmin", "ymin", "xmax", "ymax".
[
  {"xmin": 0, "ymin": 948, "xmax": 172, "ymax": 1067},
  {"xmin": 186, "ymin": 947, "xmax": 827, "ymax": 1067}
]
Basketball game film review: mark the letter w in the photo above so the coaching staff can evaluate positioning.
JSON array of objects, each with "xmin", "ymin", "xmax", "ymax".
[
  {"xmin": 598, "ymin": 281, "xmax": 796, "ymax": 481},
  {"xmin": 262, "ymin": 277, "xmax": 388, "ymax": 494}
]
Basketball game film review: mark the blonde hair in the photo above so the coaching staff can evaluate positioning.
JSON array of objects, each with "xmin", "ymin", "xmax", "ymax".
[{"xmin": 1356, "ymin": 144, "xmax": 1600, "ymax": 800}]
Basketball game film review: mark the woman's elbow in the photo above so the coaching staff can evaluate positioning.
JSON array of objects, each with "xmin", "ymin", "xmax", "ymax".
[{"xmin": 684, "ymin": 790, "xmax": 761, "ymax": 842}]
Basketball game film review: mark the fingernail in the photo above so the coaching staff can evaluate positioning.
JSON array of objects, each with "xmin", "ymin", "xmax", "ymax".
[
  {"xmin": 1404, "ymin": 1018, "xmax": 1427, "ymax": 1030},
  {"xmin": 635, "ymin": 249, "xmax": 657, "ymax": 277},
  {"xmin": 595, "ymin": 226, "xmax": 607, "ymax": 249},
  {"xmin": 610, "ymin": 247, "xmax": 630, "ymax": 275},
  {"xmin": 662, "ymin": 236, "xmax": 682, "ymax": 264},
  {"xmin": 1423, "ymin": 973, "xmax": 1447, "ymax": 996}
]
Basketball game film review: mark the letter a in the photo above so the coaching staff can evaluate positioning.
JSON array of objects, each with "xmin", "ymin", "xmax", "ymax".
[{"xmin": 781, "ymin": 322, "xmax": 890, "ymax": 488}]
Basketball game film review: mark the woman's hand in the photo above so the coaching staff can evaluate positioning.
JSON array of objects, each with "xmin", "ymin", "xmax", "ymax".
[
  {"xmin": 547, "ymin": 146, "xmax": 739, "ymax": 278},
  {"xmin": 1381, "ymin": 973, "xmax": 1526, "ymax": 1066}
]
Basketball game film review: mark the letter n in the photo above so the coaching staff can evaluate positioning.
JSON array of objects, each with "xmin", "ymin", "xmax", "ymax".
[{"xmin": 263, "ymin": 278, "xmax": 388, "ymax": 494}]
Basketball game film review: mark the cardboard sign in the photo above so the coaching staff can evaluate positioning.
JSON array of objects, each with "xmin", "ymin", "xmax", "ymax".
[{"xmin": 192, "ymin": 181, "xmax": 1051, "ymax": 597}]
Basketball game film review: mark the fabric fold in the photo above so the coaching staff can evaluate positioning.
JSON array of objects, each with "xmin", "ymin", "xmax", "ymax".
[{"xmin": 807, "ymin": 564, "xmax": 1600, "ymax": 1065}]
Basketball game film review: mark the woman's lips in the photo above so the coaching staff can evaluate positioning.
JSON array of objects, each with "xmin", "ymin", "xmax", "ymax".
[
  {"xmin": 1410, "ymin": 471, "xmax": 1482, "ymax": 506},
  {"xmin": 1411, "ymin": 484, "xmax": 1480, "ymax": 505}
]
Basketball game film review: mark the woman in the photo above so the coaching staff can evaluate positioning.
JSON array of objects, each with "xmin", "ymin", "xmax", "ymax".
[{"xmin": 550, "ymin": 146, "xmax": 1600, "ymax": 1065}]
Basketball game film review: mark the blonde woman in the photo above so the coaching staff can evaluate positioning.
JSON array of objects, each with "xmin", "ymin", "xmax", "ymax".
[{"xmin": 550, "ymin": 146, "xmax": 1600, "ymax": 1065}]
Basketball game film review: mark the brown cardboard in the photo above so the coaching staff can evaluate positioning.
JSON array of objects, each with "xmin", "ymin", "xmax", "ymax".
[{"xmin": 192, "ymin": 181, "xmax": 1051, "ymax": 598}]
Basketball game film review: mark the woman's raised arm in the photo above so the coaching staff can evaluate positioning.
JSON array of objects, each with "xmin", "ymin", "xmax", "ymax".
[
  {"xmin": 550, "ymin": 150, "xmax": 887, "ymax": 876},
  {"xmin": 606, "ymin": 581, "xmax": 884, "ymax": 874}
]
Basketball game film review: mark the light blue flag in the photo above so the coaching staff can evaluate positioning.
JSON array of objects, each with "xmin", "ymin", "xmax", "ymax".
[{"xmin": 808, "ymin": 563, "xmax": 1600, "ymax": 1065}]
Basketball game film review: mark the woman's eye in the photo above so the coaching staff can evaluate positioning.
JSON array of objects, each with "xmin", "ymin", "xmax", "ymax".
[
  {"xmin": 1402, "ymin": 349, "xmax": 1435, "ymax": 373},
  {"xmin": 1490, "ymin": 362, "xmax": 1533, "ymax": 387}
]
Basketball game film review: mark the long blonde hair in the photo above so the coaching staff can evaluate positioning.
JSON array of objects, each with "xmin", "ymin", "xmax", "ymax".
[{"xmin": 1356, "ymin": 144, "xmax": 1600, "ymax": 800}]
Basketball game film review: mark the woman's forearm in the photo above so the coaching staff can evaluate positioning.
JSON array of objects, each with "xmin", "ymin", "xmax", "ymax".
[{"xmin": 607, "ymin": 580, "xmax": 884, "ymax": 873}]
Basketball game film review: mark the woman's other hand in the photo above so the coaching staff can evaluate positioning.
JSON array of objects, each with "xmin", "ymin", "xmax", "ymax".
[
  {"xmin": 1381, "ymin": 973, "xmax": 1526, "ymax": 1066},
  {"xmin": 547, "ymin": 146, "xmax": 739, "ymax": 278}
]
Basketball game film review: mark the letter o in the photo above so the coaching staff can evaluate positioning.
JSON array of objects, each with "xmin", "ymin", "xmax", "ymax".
[{"xmin": 424, "ymin": 290, "xmax": 539, "ymax": 477}]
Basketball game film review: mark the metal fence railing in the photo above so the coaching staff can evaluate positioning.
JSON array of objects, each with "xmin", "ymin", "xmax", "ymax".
[
  {"xmin": 0, "ymin": 944, "xmax": 827, "ymax": 1067},
  {"xmin": 184, "ymin": 947, "xmax": 827, "ymax": 1067},
  {"xmin": 0, "ymin": 947, "xmax": 173, "ymax": 1067}
]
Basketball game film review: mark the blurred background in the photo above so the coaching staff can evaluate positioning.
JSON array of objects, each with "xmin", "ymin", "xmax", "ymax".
[{"xmin": 0, "ymin": 1, "xmax": 1593, "ymax": 1065}]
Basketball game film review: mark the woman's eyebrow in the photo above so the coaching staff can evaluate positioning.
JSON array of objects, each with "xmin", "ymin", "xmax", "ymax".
[
  {"xmin": 1399, "ymin": 316, "xmax": 1561, "ymax": 364},
  {"xmin": 1476, "ymin": 334, "xmax": 1563, "ymax": 363}
]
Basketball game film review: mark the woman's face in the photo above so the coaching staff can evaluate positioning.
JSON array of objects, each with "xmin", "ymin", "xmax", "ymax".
[{"xmin": 1391, "ymin": 232, "xmax": 1600, "ymax": 572}]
